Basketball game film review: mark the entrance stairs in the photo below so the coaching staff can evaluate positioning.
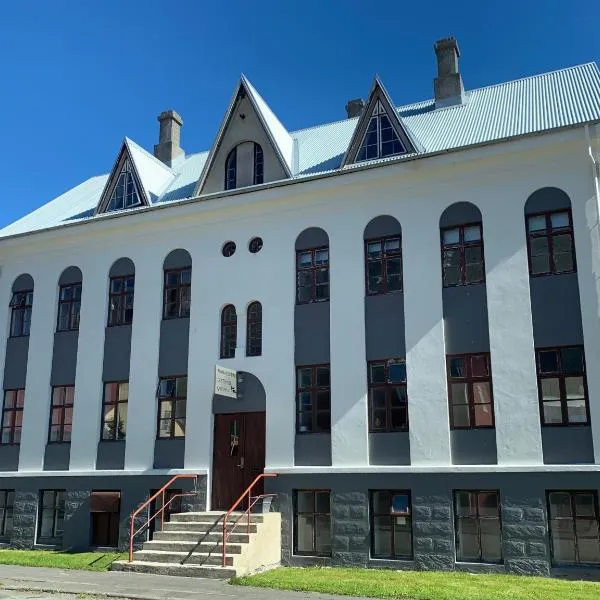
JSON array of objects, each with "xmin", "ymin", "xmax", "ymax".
[{"xmin": 112, "ymin": 511, "xmax": 281, "ymax": 579}]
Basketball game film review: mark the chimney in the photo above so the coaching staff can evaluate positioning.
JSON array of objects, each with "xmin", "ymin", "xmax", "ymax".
[
  {"xmin": 153, "ymin": 110, "xmax": 184, "ymax": 167},
  {"xmin": 434, "ymin": 37, "xmax": 465, "ymax": 109},
  {"xmin": 345, "ymin": 98, "xmax": 365, "ymax": 119}
]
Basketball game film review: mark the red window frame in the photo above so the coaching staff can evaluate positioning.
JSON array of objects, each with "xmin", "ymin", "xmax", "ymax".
[
  {"xmin": 157, "ymin": 376, "xmax": 187, "ymax": 439},
  {"xmin": 1, "ymin": 389, "xmax": 24, "ymax": 445},
  {"xmin": 370, "ymin": 490, "xmax": 413, "ymax": 559},
  {"xmin": 107, "ymin": 276, "xmax": 134, "ymax": 326},
  {"xmin": 447, "ymin": 353, "xmax": 495, "ymax": 429},
  {"xmin": 220, "ymin": 305, "xmax": 237, "ymax": 359},
  {"xmin": 526, "ymin": 209, "xmax": 576, "ymax": 276},
  {"xmin": 296, "ymin": 247, "xmax": 329, "ymax": 304},
  {"xmin": 296, "ymin": 364, "xmax": 331, "ymax": 434},
  {"xmin": 246, "ymin": 302, "xmax": 262, "ymax": 357},
  {"xmin": 101, "ymin": 381, "xmax": 128, "ymax": 441},
  {"xmin": 163, "ymin": 268, "xmax": 191, "ymax": 319},
  {"xmin": 293, "ymin": 489, "xmax": 331, "ymax": 557},
  {"xmin": 368, "ymin": 359, "xmax": 408, "ymax": 432},
  {"xmin": 48, "ymin": 386, "xmax": 74, "ymax": 443},
  {"xmin": 440, "ymin": 222, "xmax": 485, "ymax": 287},
  {"xmin": 364, "ymin": 236, "xmax": 403, "ymax": 295},
  {"xmin": 536, "ymin": 346, "xmax": 589, "ymax": 427},
  {"xmin": 57, "ymin": 283, "xmax": 81, "ymax": 331}
]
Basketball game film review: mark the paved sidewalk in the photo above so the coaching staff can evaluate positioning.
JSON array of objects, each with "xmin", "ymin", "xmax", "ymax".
[{"xmin": 0, "ymin": 565, "xmax": 367, "ymax": 600}]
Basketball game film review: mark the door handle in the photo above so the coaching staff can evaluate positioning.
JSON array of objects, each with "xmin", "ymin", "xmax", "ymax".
[{"xmin": 237, "ymin": 456, "xmax": 245, "ymax": 469}]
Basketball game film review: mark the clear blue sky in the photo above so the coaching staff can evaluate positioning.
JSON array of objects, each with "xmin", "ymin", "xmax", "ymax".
[{"xmin": 0, "ymin": 1, "xmax": 597, "ymax": 228}]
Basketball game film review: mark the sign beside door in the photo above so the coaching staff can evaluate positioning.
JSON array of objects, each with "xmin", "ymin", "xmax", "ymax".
[{"xmin": 215, "ymin": 365, "xmax": 237, "ymax": 398}]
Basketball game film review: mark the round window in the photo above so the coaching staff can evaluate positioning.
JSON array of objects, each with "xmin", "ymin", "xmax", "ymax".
[
  {"xmin": 222, "ymin": 241, "xmax": 236, "ymax": 257},
  {"xmin": 249, "ymin": 237, "xmax": 263, "ymax": 253}
]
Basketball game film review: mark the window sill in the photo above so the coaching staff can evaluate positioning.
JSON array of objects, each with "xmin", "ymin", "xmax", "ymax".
[
  {"xmin": 442, "ymin": 281, "xmax": 486, "ymax": 289},
  {"xmin": 369, "ymin": 429, "xmax": 409, "ymax": 434},
  {"xmin": 0, "ymin": 442, "xmax": 20, "ymax": 447},
  {"xmin": 455, "ymin": 561, "xmax": 505, "ymax": 571},
  {"xmin": 106, "ymin": 323, "xmax": 133, "ymax": 328},
  {"xmin": 529, "ymin": 271, "xmax": 577, "ymax": 278},
  {"xmin": 451, "ymin": 426, "xmax": 496, "ymax": 431},
  {"xmin": 35, "ymin": 542, "xmax": 61, "ymax": 549},
  {"xmin": 366, "ymin": 290, "xmax": 404, "ymax": 297},
  {"xmin": 8, "ymin": 334, "xmax": 30, "ymax": 339},
  {"xmin": 296, "ymin": 300, "xmax": 330, "ymax": 306},
  {"xmin": 162, "ymin": 316, "xmax": 190, "ymax": 321},
  {"xmin": 56, "ymin": 329, "xmax": 79, "ymax": 333},
  {"xmin": 46, "ymin": 441, "xmax": 71, "ymax": 445},
  {"xmin": 296, "ymin": 431, "xmax": 331, "ymax": 436},
  {"xmin": 99, "ymin": 438, "xmax": 126, "ymax": 443},
  {"xmin": 541, "ymin": 423, "xmax": 590, "ymax": 428}
]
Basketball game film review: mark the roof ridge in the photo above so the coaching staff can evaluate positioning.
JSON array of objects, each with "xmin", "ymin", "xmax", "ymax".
[{"xmin": 125, "ymin": 137, "xmax": 174, "ymax": 174}]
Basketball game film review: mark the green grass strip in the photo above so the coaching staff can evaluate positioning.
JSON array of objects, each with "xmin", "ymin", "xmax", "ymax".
[{"xmin": 0, "ymin": 549, "xmax": 126, "ymax": 571}]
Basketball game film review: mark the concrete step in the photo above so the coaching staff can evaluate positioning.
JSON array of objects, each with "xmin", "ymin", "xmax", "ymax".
[
  {"xmin": 163, "ymin": 521, "xmax": 258, "ymax": 534},
  {"xmin": 112, "ymin": 560, "xmax": 236, "ymax": 579},
  {"xmin": 143, "ymin": 540, "xmax": 243, "ymax": 554},
  {"xmin": 169, "ymin": 512, "xmax": 264, "ymax": 524},
  {"xmin": 152, "ymin": 530, "xmax": 251, "ymax": 544},
  {"xmin": 132, "ymin": 549, "xmax": 234, "ymax": 567}
]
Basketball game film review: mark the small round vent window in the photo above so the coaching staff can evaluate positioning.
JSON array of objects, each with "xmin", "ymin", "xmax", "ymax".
[
  {"xmin": 249, "ymin": 237, "xmax": 263, "ymax": 253},
  {"xmin": 222, "ymin": 241, "xmax": 236, "ymax": 257}
]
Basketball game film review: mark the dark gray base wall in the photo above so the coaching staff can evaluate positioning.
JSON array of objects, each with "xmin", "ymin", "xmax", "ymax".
[
  {"xmin": 6, "ymin": 474, "xmax": 207, "ymax": 551},
  {"xmin": 266, "ymin": 471, "xmax": 600, "ymax": 577}
]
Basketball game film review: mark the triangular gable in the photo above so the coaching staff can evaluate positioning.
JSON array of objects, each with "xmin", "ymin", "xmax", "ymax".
[
  {"xmin": 95, "ymin": 139, "xmax": 174, "ymax": 215},
  {"xmin": 193, "ymin": 76, "xmax": 293, "ymax": 196},
  {"xmin": 341, "ymin": 77, "xmax": 421, "ymax": 167}
]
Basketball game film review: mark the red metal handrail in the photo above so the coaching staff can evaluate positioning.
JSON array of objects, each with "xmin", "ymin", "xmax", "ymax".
[
  {"xmin": 129, "ymin": 474, "xmax": 199, "ymax": 562},
  {"xmin": 222, "ymin": 473, "xmax": 278, "ymax": 567}
]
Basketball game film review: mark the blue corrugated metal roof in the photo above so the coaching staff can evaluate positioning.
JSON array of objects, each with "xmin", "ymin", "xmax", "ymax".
[{"xmin": 2, "ymin": 63, "xmax": 599, "ymax": 238}]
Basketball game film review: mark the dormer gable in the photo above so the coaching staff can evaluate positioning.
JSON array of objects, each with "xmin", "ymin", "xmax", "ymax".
[
  {"xmin": 342, "ymin": 77, "xmax": 421, "ymax": 167},
  {"xmin": 95, "ymin": 138, "xmax": 174, "ymax": 215},
  {"xmin": 194, "ymin": 76, "xmax": 293, "ymax": 196}
]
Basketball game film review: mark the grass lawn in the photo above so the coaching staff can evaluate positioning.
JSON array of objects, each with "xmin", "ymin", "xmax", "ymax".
[
  {"xmin": 0, "ymin": 549, "xmax": 126, "ymax": 571},
  {"xmin": 232, "ymin": 567, "xmax": 600, "ymax": 600}
]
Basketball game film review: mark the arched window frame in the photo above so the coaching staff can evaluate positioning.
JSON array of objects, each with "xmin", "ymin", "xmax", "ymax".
[
  {"xmin": 246, "ymin": 302, "xmax": 262, "ymax": 357},
  {"xmin": 220, "ymin": 305, "xmax": 237, "ymax": 359},
  {"xmin": 225, "ymin": 148, "xmax": 237, "ymax": 190},
  {"xmin": 253, "ymin": 143, "xmax": 264, "ymax": 185}
]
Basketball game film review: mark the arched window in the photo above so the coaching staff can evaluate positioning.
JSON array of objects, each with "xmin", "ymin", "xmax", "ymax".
[
  {"xmin": 224, "ymin": 142, "xmax": 263, "ymax": 190},
  {"xmin": 246, "ymin": 302, "xmax": 262, "ymax": 357},
  {"xmin": 225, "ymin": 148, "xmax": 237, "ymax": 190},
  {"xmin": 253, "ymin": 143, "xmax": 264, "ymax": 185},
  {"xmin": 220, "ymin": 305, "xmax": 237, "ymax": 359}
]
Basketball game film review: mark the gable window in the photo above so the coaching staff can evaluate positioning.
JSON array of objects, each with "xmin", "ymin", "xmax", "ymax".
[
  {"xmin": 547, "ymin": 491, "xmax": 600, "ymax": 565},
  {"xmin": 57, "ymin": 283, "xmax": 81, "ymax": 331},
  {"xmin": 106, "ymin": 159, "xmax": 141, "ymax": 211},
  {"xmin": 365, "ymin": 237, "xmax": 402, "ymax": 295},
  {"xmin": 246, "ymin": 302, "xmax": 262, "ymax": 357},
  {"xmin": 220, "ymin": 305, "xmax": 237, "ymax": 359},
  {"xmin": 368, "ymin": 359, "xmax": 408, "ymax": 432},
  {"xmin": 49, "ymin": 386, "xmax": 74, "ymax": 443},
  {"xmin": 294, "ymin": 490, "xmax": 331, "ymax": 556},
  {"xmin": 225, "ymin": 148, "xmax": 237, "ymax": 190},
  {"xmin": 10, "ymin": 291, "xmax": 33, "ymax": 337},
  {"xmin": 296, "ymin": 247, "xmax": 329, "ymax": 304},
  {"xmin": 296, "ymin": 365, "xmax": 330, "ymax": 434},
  {"xmin": 447, "ymin": 354, "xmax": 494, "ymax": 429},
  {"xmin": 224, "ymin": 143, "xmax": 264, "ymax": 190},
  {"xmin": 370, "ymin": 490, "xmax": 413, "ymax": 559},
  {"xmin": 454, "ymin": 490, "xmax": 502, "ymax": 564},
  {"xmin": 536, "ymin": 346, "xmax": 588, "ymax": 426},
  {"xmin": 101, "ymin": 382, "xmax": 128, "ymax": 441},
  {"xmin": 254, "ymin": 143, "xmax": 264, "ymax": 185},
  {"xmin": 163, "ymin": 268, "xmax": 191, "ymax": 319},
  {"xmin": 157, "ymin": 376, "xmax": 187, "ymax": 439},
  {"xmin": 356, "ymin": 100, "xmax": 405, "ymax": 162},
  {"xmin": 38, "ymin": 490, "xmax": 65, "ymax": 544},
  {"xmin": 1, "ymin": 389, "xmax": 24, "ymax": 445},
  {"xmin": 527, "ymin": 210, "xmax": 576, "ymax": 276},
  {"xmin": 441, "ymin": 224, "xmax": 485, "ymax": 286},
  {"xmin": 0, "ymin": 491, "xmax": 14, "ymax": 540},
  {"xmin": 108, "ymin": 276, "xmax": 134, "ymax": 326}
]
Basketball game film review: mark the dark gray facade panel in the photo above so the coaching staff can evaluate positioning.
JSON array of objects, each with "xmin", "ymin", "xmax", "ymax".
[
  {"xmin": 12, "ymin": 491, "xmax": 38, "ymax": 549},
  {"xmin": 365, "ymin": 294, "xmax": 405, "ymax": 359},
  {"xmin": 163, "ymin": 249, "xmax": 192, "ymax": 270},
  {"xmin": 12, "ymin": 274, "xmax": 34, "ymax": 292},
  {"xmin": 294, "ymin": 303, "xmax": 330, "ymax": 365},
  {"xmin": 64, "ymin": 489, "xmax": 92, "ymax": 550},
  {"xmin": 0, "ymin": 445, "xmax": 19, "ymax": 471},
  {"xmin": 51, "ymin": 331, "xmax": 79, "ymax": 385},
  {"xmin": 96, "ymin": 441, "xmax": 126, "ymax": 470},
  {"xmin": 369, "ymin": 432, "xmax": 410, "ymax": 465},
  {"xmin": 153, "ymin": 439, "xmax": 185, "ymax": 469},
  {"xmin": 529, "ymin": 274, "xmax": 584, "ymax": 347},
  {"xmin": 294, "ymin": 434, "xmax": 332, "ymax": 466},
  {"xmin": 213, "ymin": 371, "xmax": 266, "ymax": 413},
  {"xmin": 103, "ymin": 325, "xmax": 132, "ymax": 381},
  {"xmin": 439, "ymin": 202, "xmax": 482, "ymax": 228},
  {"xmin": 363, "ymin": 215, "xmax": 402, "ymax": 239},
  {"xmin": 442, "ymin": 284, "xmax": 490, "ymax": 354},
  {"xmin": 295, "ymin": 227, "xmax": 328, "ymax": 251},
  {"xmin": 43, "ymin": 444, "xmax": 71, "ymax": 471},
  {"xmin": 525, "ymin": 187, "xmax": 571, "ymax": 214},
  {"xmin": 158, "ymin": 318, "xmax": 190, "ymax": 377},
  {"xmin": 451, "ymin": 429, "xmax": 497, "ymax": 465},
  {"xmin": 58, "ymin": 266, "xmax": 83, "ymax": 286},
  {"xmin": 3, "ymin": 337, "xmax": 30, "ymax": 389},
  {"xmin": 541, "ymin": 427, "xmax": 594, "ymax": 464},
  {"xmin": 109, "ymin": 258, "xmax": 135, "ymax": 277}
]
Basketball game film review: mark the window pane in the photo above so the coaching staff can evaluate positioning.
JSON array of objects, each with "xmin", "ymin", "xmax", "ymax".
[
  {"xmin": 176, "ymin": 377, "xmax": 187, "ymax": 398},
  {"xmin": 388, "ymin": 362, "xmax": 406, "ymax": 384},
  {"xmin": 314, "ymin": 515, "xmax": 331, "ymax": 554},
  {"xmin": 296, "ymin": 491, "xmax": 313, "ymax": 514},
  {"xmin": 456, "ymin": 491, "xmax": 476, "ymax": 517},
  {"xmin": 297, "ymin": 252, "xmax": 312, "ymax": 268},
  {"xmin": 372, "ymin": 491, "xmax": 391, "ymax": 515},
  {"xmin": 474, "ymin": 402, "xmax": 494, "ymax": 427},
  {"xmin": 471, "ymin": 355, "xmax": 489, "ymax": 377},
  {"xmin": 451, "ymin": 383, "xmax": 469, "ymax": 405},
  {"xmin": 473, "ymin": 382, "xmax": 492, "ymax": 405},
  {"xmin": 541, "ymin": 378, "xmax": 560, "ymax": 401},
  {"xmin": 530, "ymin": 237, "xmax": 550, "ymax": 274},
  {"xmin": 297, "ymin": 412, "xmax": 312, "ymax": 433},
  {"xmin": 550, "ymin": 212, "xmax": 570, "ymax": 230},
  {"xmin": 296, "ymin": 514, "xmax": 313, "ymax": 552},
  {"xmin": 449, "ymin": 358, "xmax": 466, "ymax": 378},
  {"xmin": 370, "ymin": 364, "xmax": 386, "ymax": 384},
  {"xmin": 539, "ymin": 351, "xmax": 559, "ymax": 373},
  {"xmin": 549, "ymin": 492, "xmax": 572, "ymax": 518},
  {"xmin": 316, "ymin": 391, "xmax": 330, "ymax": 411},
  {"xmin": 576, "ymin": 520, "xmax": 600, "ymax": 563},
  {"xmin": 561, "ymin": 348, "xmax": 584, "ymax": 373},
  {"xmin": 315, "ymin": 250, "xmax": 329, "ymax": 266},
  {"xmin": 480, "ymin": 519, "xmax": 502, "ymax": 562},
  {"xmin": 298, "ymin": 369, "xmax": 312, "ymax": 388},
  {"xmin": 391, "ymin": 406, "xmax": 408, "ymax": 430},
  {"xmin": 316, "ymin": 412, "xmax": 330, "ymax": 431},
  {"xmin": 452, "ymin": 404, "xmax": 470, "ymax": 428},
  {"xmin": 315, "ymin": 491, "xmax": 330, "ymax": 514},
  {"xmin": 478, "ymin": 492, "xmax": 499, "ymax": 517},
  {"xmin": 316, "ymin": 367, "xmax": 330, "ymax": 387},
  {"xmin": 391, "ymin": 386, "xmax": 407, "ymax": 407},
  {"xmin": 384, "ymin": 238, "xmax": 401, "ymax": 255},
  {"xmin": 551, "ymin": 519, "xmax": 576, "ymax": 562},
  {"xmin": 372, "ymin": 409, "xmax": 387, "ymax": 430},
  {"xmin": 567, "ymin": 399, "xmax": 588, "ymax": 424},
  {"xmin": 373, "ymin": 516, "xmax": 392, "ymax": 556},
  {"xmin": 543, "ymin": 400, "xmax": 563, "ymax": 424},
  {"xmin": 575, "ymin": 494, "xmax": 597, "ymax": 517},
  {"xmin": 394, "ymin": 523, "xmax": 412, "ymax": 558},
  {"xmin": 457, "ymin": 518, "xmax": 480, "ymax": 561},
  {"xmin": 443, "ymin": 228, "xmax": 460, "ymax": 245},
  {"xmin": 368, "ymin": 262, "xmax": 383, "ymax": 293},
  {"xmin": 371, "ymin": 388, "xmax": 386, "ymax": 409},
  {"xmin": 528, "ymin": 215, "xmax": 547, "ymax": 232},
  {"xmin": 553, "ymin": 237, "xmax": 574, "ymax": 273},
  {"xmin": 367, "ymin": 241, "xmax": 382, "ymax": 258},
  {"xmin": 565, "ymin": 377, "xmax": 585, "ymax": 399},
  {"xmin": 464, "ymin": 225, "xmax": 482, "ymax": 242}
]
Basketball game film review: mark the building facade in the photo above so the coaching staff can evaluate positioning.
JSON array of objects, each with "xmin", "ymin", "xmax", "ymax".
[{"xmin": 1, "ymin": 38, "xmax": 600, "ymax": 575}]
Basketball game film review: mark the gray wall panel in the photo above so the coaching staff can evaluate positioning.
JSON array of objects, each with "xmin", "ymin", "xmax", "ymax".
[
  {"xmin": 525, "ymin": 187, "xmax": 571, "ymax": 214},
  {"xmin": 213, "ymin": 371, "xmax": 266, "ymax": 413},
  {"xmin": 294, "ymin": 434, "xmax": 332, "ymax": 466},
  {"xmin": 542, "ymin": 427, "xmax": 594, "ymax": 464},
  {"xmin": 451, "ymin": 429, "xmax": 497, "ymax": 465},
  {"xmin": 96, "ymin": 441, "xmax": 126, "ymax": 470},
  {"xmin": 440, "ymin": 202, "xmax": 482, "ymax": 228},
  {"xmin": 365, "ymin": 294, "xmax": 405, "ymax": 359},
  {"xmin": 44, "ymin": 444, "xmax": 71, "ymax": 471},
  {"xmin": 58, "ymin": 267, "xmax": 83, "ymax": 286},
  {"xmin": 3, "ymin": 337, "xmax": 30, "ymax": 389},
  {"xmin": 12, "ymin": 274, "xmax": 34, "ymax": 292},
  {"xmin": 103, "ymin": 325, "xmax": 132, "ymax": 381},
  {"xmin": 163, "ymin": 249, "xmax": 192, "ymax": 270},
  {"xmin": 158, "ymin": 319, "xmax": 190, "ymax": 377},
  {"xmin": 443, "ymin": 284, "xmax": 490, "ymax": 354},
  {"xmin": 109, "ymin": 258, "xmax": 135, "ymax": 278},
  {"xmin": 51, "ymin": 332, "xmax": 79, "ymax": 385},
  {"xmin": 0, "ymin": 445, "xmax": 19, "ymax": 471},
  {"xmin": 153, "ymin": 439, "xmax": 185, "ymax": 469},
  {"xmin": 369, "ymin": 432, "xmax": 410, "ymax": 465},
  {"xmin": 294, "ymin": 303, "xmax": 330, "ymax": 365},
  {"xmin": 364, "ymin": 215, "xmax": 402, "ymax": 239},
  {"xmin": 295, "ymin": 227, "xmax": 328, "ymax": 251}
]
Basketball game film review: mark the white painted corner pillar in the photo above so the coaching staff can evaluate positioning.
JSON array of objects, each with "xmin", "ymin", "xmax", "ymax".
[
  {"xmin": 125, "ymin": 249, "xmax": 163, "ymax": 471},
  {"xmin": 19, "ymin": 264, "xmax": 59, "ymax": 471},
  {"xmin": 328, "ymin": 219, "xmax": 369, "ymax": 467},
  {"xmin": 483, "ymin": 198, "xmax": 543, "ymax": 465},
  {"xmin": 401, "ymin": 207, "xmax": 451, "ymax": 466},
  {"xmin": 70, "ymin": 255, "xmax": 109, "ymax": 471}
]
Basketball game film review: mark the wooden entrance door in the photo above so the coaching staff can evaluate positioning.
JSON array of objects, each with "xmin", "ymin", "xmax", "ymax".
[{"xmin": 212, "ymin": 412, "xmax": 266, "ymax": 510}]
